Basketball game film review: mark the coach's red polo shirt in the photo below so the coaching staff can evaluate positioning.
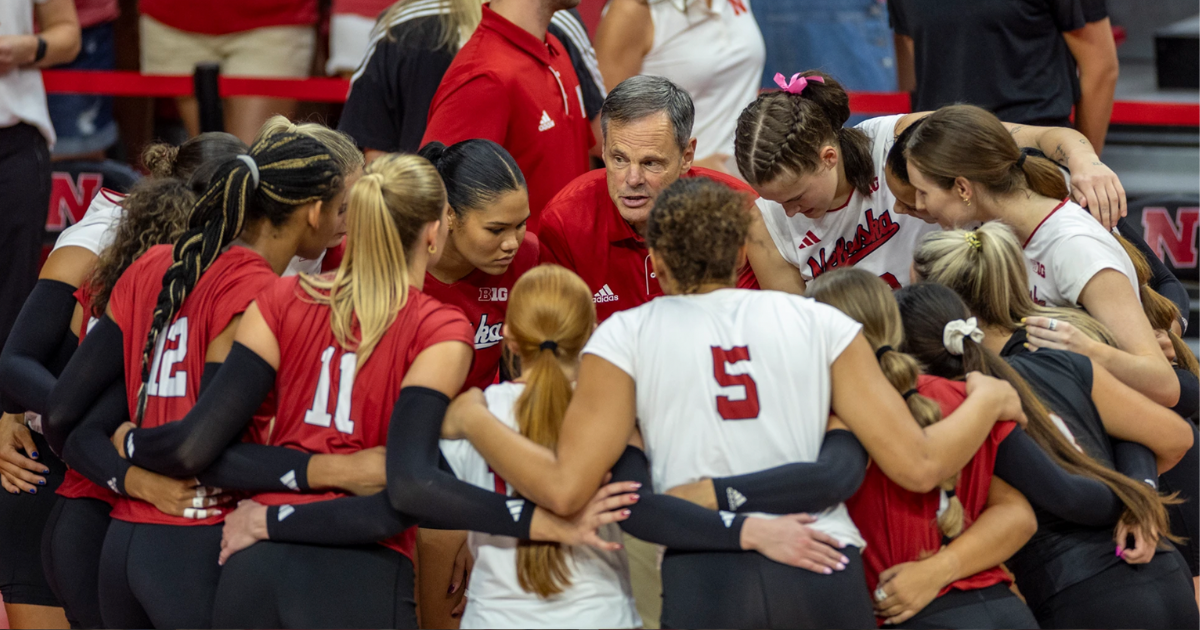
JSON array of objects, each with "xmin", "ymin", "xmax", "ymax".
[
  {"xmin": 422, "ymin": 6, "xmax": 592, "ymax": 232},
  {"xmin": 538, "ymin": 167, "xmax": 757, "ymax": 322}
]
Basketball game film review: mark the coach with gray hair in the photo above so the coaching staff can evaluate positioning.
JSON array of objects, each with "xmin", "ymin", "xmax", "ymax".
[{"xmin": 538, "ymin": 75, "xmax": 757, "ymax": 324}]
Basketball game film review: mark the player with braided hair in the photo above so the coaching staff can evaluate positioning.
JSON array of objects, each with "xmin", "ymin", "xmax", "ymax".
[{"xmin": 45, "ymin": 129, "xmax": 386, "ymax": 628}]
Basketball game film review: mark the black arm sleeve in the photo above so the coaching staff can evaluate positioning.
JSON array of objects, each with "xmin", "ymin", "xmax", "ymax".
[
  {"xmin": 194, "ymin": 443, "xmax": 312, "ymax": 493},
  {"xmin": 710, "ymin": 430, "xmax": 868, "ymax": 514},
  {"xmin": 0, "ymin": 279, "xmax": 79, "ymax": 414},
  {"xmin": 60, "ymin": 380, "xmax": 132, "ymax": 495},
  {"xmin": 1171, "ymin": 368, "xmax": 1199, "ymax": 421},
  {"xmin": 45, "ymin": 316, "xmax": 125, "ymax": 456},
  {"xmin": 386, "ymin": 386, "xmax": 535, "ymax": 538},
  {"xmin": 125, "ymin": 343, "xmax": 274, "ymax": 478},
  {"xmin": 1113, "ymin": 440, "xmax": 1159, "ymax": 490},
  {"xmin": 610, "ymin": 446, "xmax": 745, "ymax": 550},
  {"xmin": 266, "ymin": 491, "xmax": 417, "ymax": 546},
  {"xmin": 1118, "ymin": 218, "xmax": 1190, "ymax": 326},
  {"xmin": 994, "ymin": 426, "xmax": 1123, "ymax": 526}
]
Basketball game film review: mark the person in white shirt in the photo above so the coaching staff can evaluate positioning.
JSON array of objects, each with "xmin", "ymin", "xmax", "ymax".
[
  {"xmin": 441, "ymin": 177, "xmax": 1028, "ymax": 629},
  {"xmin": 900, "ymin": 104, "xmax": 1180, "ymax": 410},
  {"xmin": 439, "ymin": 264, "xmax": 641, "ymax": 629},
  {"xmin": 735, "ymin": 70, "xmax": 1129, "ymax": 297},
  {"xmin": 595, "ymin": 0, "xmax": 764, "ymax": 176}
]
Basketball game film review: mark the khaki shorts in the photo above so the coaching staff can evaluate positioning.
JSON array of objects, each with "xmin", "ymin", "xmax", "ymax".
[{"xmin": 140, "ymin": 15, "xmax": 315, "ymax": 78}]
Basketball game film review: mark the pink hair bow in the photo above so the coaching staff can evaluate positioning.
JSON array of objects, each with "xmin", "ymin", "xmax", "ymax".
[{"xmin": 773, "ymin": 72, "xmax": 824, "ymax": 94}]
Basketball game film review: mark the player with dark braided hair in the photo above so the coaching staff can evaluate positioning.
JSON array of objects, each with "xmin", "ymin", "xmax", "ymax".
[{"xmin": 46, "ymin": 129, "xmax": 387, "ymax": 628}]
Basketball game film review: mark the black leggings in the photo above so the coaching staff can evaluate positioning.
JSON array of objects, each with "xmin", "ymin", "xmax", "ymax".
[
  {"xmin": 660, "ymin": 546, "xmax": 875, "ymax": 629},
  {"xmin": 0, "ymin": 430, "xmax": 63, "ymax": 608},
  {"xmin": 41, "ymin": 496, "xmax": 110, "ymax": 629},
  {"xmin": 1033, "ymin": 548, "xmax": 1198, "ymax": 629},
  {"xmin": 894, "ymin": 584, "xmax": 1039, "ymax": 630},
  {"xmin": 1160, "ymin": 424, "xmax": 1199, "ymax": 576},
  {"xmin": 212, "ymin": 540, "xmax": 417, "ymax": 629},
  {"xmin": 98, "ymin": 520, "xmax": 222, "ymax": 629}
]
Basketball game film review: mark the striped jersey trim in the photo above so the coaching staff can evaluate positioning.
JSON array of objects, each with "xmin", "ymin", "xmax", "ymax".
[
  {"xmin": 550, "ymin": 11, "xmax": 607, "ymax": 98},
  {"xmin": 350, "ymin": 0, "xmax": 454, "ymax": 85}
]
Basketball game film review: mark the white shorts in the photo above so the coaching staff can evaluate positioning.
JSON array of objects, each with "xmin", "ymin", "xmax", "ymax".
[{"xmin": 326, "ymin": 13, "xmax": 377, "ymax": 76}]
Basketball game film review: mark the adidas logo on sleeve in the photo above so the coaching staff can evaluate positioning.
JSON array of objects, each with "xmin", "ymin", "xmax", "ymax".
[
  {"xmin": 726, "ymin": 487, "xmax": 747, "ymax": 511},
  {"xmin": 538, "ymin": 110, "xmax": 556, "ymax": 132},
  {"xmin": 593, "ymin": 284, "xmax": 619, "ymax": 304},
  {"xmin": 506, "ymin": 499, "xmax": 526, "ymax": 522}
]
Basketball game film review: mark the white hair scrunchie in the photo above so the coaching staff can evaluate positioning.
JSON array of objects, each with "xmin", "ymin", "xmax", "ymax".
[
  {"xmin": 236, "ymin": 154, "xmax": 260, "ymax": 190},
  {"xmin": 943, "ymin": 317, "xmax": 984, "ymax": 356}
]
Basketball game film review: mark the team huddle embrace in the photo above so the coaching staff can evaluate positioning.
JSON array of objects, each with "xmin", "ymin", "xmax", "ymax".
[{"xmin": 0, "ymin": 71, "xmax": 1197, "ymax": 630}]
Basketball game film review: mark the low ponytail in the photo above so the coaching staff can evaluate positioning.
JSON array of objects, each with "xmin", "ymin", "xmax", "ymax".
[
  {"xmin": 897, "ymin": 283, "xmax": 1181, "ymax": 547},
  {"xmin": 806, "ymin": 268, "xmax": 962, "ymax": 539},
  {"xmin": 137, "ymin": 132, "xmax": 342, "ymax": 423},
  {"xmin": 300, "ymin": 153, "xmax": 445, "ymax": 369},
  {"xmin": 506, "ymin": 265, "xmax": 597, "ymax": 598},
  {"xmin": 1017, "ymin": 152, "xmax": 1069, "ymax": 201}
]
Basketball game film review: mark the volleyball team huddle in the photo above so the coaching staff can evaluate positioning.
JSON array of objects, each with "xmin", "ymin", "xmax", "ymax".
[{"xmin": 1, "ymin": 71, "xmax": 1197, "ymax": 630}]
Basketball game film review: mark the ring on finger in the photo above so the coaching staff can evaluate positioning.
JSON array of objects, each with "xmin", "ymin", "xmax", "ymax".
[
  {"xmin": 874, "ymin": 587, "xmax": 888, "ymax": 603},
  {"xmin": 1048, "ymin": 318, "xmax": 1057, "ymax": 332}
]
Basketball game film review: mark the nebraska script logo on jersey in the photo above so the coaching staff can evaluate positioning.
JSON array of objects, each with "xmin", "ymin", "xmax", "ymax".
[
  {"xmin": 474, "ymin": 313, "xmax": 503, "ymax": 349},
  {"xmin": 805, "ymin": 209, "xmax": 900, "ymax": 279}
]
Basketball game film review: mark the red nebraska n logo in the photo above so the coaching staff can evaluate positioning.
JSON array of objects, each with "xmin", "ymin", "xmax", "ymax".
[{"xmin": 1141, "ymin": 207, "xmax": 1198, "ymax": 269}]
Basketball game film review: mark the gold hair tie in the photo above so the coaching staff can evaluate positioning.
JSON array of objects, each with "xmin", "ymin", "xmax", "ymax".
[{"xmin": 964, "ymin": 232, "xmax": 982, "ymax": 250}]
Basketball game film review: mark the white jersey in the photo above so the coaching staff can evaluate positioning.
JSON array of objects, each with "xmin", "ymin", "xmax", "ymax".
[
  {"xmin": 51, "ymin": 189, "xmax": 124, "ymax": 256},
  {"xmin": 439, "ymin": 382, "xmax": 641, "ymax": 630},
  {"xmin": 584, "ymin": 288, "xmax": 866, "ymax": 548},
  {"xmin": 756, "ymin": 114, "xmax": 937, "ymax": 289},
  {"xmin": 1022, "ymin": 201, "xmax": 1139, "ymax": 308}
]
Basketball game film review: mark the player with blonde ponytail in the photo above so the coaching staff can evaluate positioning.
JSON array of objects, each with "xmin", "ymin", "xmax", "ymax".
[{"xmin": 438, "ymin": 264, "xmax": 642, "ymax": 628}]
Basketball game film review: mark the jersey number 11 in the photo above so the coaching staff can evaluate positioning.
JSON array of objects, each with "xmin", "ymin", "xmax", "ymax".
[{"xmin": 304, "ymin": 346, "xmax": 357, "ymax": 434}]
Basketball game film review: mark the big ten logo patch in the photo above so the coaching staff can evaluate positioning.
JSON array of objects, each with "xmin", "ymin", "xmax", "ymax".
[
  {"xmin": 478, "ymin": 287, "xmax": 508, "ymax": 302},
  {"xmin": 46, "ymin": 172, "xmax": 103, "ymax": 231},
  {"xmin": 1031, "ymin": 259, "xmax": 1046, "ymax": 278},
  {"xmin": 474, "ymin": 313, "xmax": 503, "ymax": 349}
]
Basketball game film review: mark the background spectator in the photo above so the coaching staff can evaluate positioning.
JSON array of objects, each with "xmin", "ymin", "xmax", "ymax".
[
  {"xmin": 0, "ymin": 0, "xmax": 80, "ymax": 622},
  {"xmin": 326, "ymin": 0, "xmax": 394, "ymax": 77},
  {"xmin": 47, "ymin": 0, "xmax": 119, "ymax": 161},
  {"xmin": 342, "ymin": 0, "xmax": 603, "ymax": 160},
  {"xmin": 138, "ymin": 0, "xmax": 319, "ymax": 144},
  {"xmin": 595, "ymin": 0, "xmax": 764, "ymax": 176},
  {"xmin": 889, "ymin": 0, "xmax": 1119, "ymax": 154},
  {"xmin": 751, "ymin": 0, "xmax": 897, "ymax": 95},
  {"xmin": 421, "ymin": 0, "xmax": 596, "ymax": 231}
]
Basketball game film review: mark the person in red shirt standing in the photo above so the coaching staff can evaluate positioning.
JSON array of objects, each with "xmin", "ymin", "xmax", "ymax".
[
  {"xmin": 138, "ymin": 0, "xmax": 319, "ymax": 143},
  {"xmin": 421, "ymin": 0, "xmax": 594, "ymax": 232},
  {"xmin": 419, "ymin": 139, "xmax": 539, "ymax": 391},
  {"xmin": 539, "ymin": 75, "xmax": 755, "ymax": 323},
  {"xmin": 45, "ymin": 131, "xmax": 366, "ymax": 629}
]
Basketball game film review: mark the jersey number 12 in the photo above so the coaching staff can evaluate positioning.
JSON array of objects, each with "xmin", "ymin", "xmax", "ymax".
[
  {"xmin": 304, "ymin": 346, "xmax": 357, "ymax": 434},
  {"xmin": 711, "ymin": 346, "xmax": 760, "ymax": 420}
]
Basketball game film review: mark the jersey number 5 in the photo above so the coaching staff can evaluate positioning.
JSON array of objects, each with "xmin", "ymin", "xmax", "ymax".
[
  {"xmin": 711, "ymin": 346, "xmax": 760, "ymax": 420},
  {"xmin": 304, "ymin": 346, "xmax": 357, "ymax": 434}
]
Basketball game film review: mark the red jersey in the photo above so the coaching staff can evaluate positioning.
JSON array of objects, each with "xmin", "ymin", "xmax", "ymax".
[
  {"xmin": 538, "ymin": 167, "xmax": 756, "ymax": 321},
  {"xmin": 331, "ymin": 0, "xmax": 393, "ymax": 17},
  {"xmin": 252, "ymin": 276, "xmax": 474, "ymax": 560},
  {"xmin": 424, "ymin": 234, "xmax": 539, "ymax": 391},
  {"xmin": 107, "ymin": 245, "xmax": 278, "ymax": 526},
  {"xmin": 421, "ymin": 5, "xmax": 593, "ymax": 232},
  {"xmin": 56, "ymin": 284, "xmax": 118, "ymax": 505},
  {"xmin": 846, "ymin": 375, "xmax": 1016, "ymax": 624},
  {"xmin": 139, "ymin": 0, "xmax": 318, "ymax": 35}
]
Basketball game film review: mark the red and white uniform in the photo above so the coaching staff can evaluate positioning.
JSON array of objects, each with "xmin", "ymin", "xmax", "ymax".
[
  {"xmin": 584, "ymin": 288, "xmax": 865, "ymax": 546},
  {"xmin": 1022, "ymin": 200, "xmax": 1138, "ymax": 308},
  {"xmin": 755, "ymin": 114, "xmax": 937, "ymax": 289},
  {"xmin": 439, "ymin": 382, "xmax": 641, "ymax": 628},
  {"xmin": 538, "ymin": 167, "xmax": 756, "ymax": 322},
  {"xmin": 422, "ymin": 5, "xmax": 593, "ymax": 231},
  {"xmin": 846, "ymin": 375, "xmax": 1016, "ymax": 625},
  {"xmin": 55, "ymin": 284, "xmax": 118, "ymax": 505},
  {"xmin": 251, "ymin": 275, "xmax": 473, "ymax": 560},
  {"xmin": 108, "ymin": 245, "xmax": 278, "ymax": 526},
  {"xmin": 424, "ymin": 235, "xmax": 539, "ymax": 391}
]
